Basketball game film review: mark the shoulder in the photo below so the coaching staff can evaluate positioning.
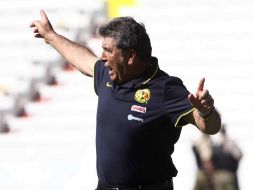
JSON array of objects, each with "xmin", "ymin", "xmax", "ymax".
[
  {"xmin": 156, "ymin": 71, "xmax": 188, "ymax": 94},
  {"xmin": 94, "ymin": 60, "xmax": 108, "ymax": 95},
  {"xmin": 154, "ymin": 68, "xmax": 184, "ymax": 86},
  {"xmin": 163, "ymin": 74, "xmax": 184, "ymax": 87},
  {"xmin": 94, "ymin": 59, "xmax": 105, "ymax": 70},
  {"xmin": 94, "ymin": 59, "xmax": 108, "ymax": 77}
]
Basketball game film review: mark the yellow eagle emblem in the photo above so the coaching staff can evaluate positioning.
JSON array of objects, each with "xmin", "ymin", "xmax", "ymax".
[{"xmin": 134, "ymin": 89, "xmax": 151, "ymax": 104}]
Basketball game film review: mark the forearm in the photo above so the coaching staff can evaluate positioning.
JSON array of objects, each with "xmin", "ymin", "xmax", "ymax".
[
  {"xmin": 194, "ymin": 108, "xmax": 221, "ymax": 135},
  {"xmin": 48, "ymin": 32, "xmax": 98, "ymax": 76}
]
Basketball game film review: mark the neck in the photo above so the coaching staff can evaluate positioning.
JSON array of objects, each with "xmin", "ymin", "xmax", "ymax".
[{"xmin": 126, "ymin": 60, "xmax": 149, "ymax": 82}]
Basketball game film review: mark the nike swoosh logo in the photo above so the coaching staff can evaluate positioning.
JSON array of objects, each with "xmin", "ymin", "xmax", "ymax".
[{"xmin": 106, "ymin": 82, "xmax": 112, "ymax": 87}]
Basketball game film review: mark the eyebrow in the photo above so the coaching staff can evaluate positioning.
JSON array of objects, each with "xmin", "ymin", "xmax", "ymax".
[
  {"xmin": 102, "ymin": 45, "xmax": 113, "ymax": 53},
  {"xmin": 102, "ymin": 45, "xmax": 109, "ymax": 50}
]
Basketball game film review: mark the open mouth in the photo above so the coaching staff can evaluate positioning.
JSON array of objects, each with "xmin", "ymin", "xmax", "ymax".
[
  {"xmin": 104, "ymin": 62, "xmax": 114, "ymax": 77},
  {"xmin": 109, "ymin": 69, "xmax": 113, "ymax": 76},
  {"xmin": 108, "ymin": 67, "xmax": 113, "ymax": 76}
]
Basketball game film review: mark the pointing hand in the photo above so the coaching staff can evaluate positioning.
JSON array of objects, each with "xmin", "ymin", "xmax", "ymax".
[
  {"xmin": 188, "ymin": 78, "xmax": 215, "ymax": 115},
  {"xmin": 30, "ymin": 10, "xmax": 55, "ymax": 43}
]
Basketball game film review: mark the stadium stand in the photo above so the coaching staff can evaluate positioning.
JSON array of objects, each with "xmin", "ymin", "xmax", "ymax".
[
  {"xmin": 0, "ymin": 0, "xmax": 106, "ymax": 131},
  {"xmin": 0, "ymin": 1, "xmax": 105, "ymax": 189}
]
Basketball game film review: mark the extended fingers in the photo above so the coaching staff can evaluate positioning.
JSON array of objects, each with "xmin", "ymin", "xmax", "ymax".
[
  {"xmin": 40, "ymin": 9, "xmax": 49, "ymax": 22},
  {"xmin": 30, "ymin": 10, "xmax": 52, "ymax": 42},
  {"xmin": 191, "ymin": 78, "xmax": 216, "ymax": 113},
  {"xmin": 197, "ymin": 78, "xmax": 205, "ymax": 92}
]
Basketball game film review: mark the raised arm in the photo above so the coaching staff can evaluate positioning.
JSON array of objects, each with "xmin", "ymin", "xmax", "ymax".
[
  {"xmin": 30, "ymin": 9, "xmax": 98, "ymax": 76},
  {"xmin": 184, "ymin": 78, "xmax": 221, "ymax": 134}
]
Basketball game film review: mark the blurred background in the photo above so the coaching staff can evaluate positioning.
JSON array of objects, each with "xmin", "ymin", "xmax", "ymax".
[{"xmin": 0, "ymin": 0, "xmax": 253, "ymax": 189}]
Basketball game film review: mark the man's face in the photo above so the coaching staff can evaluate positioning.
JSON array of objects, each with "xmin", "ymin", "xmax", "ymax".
[{"xmin": 101, "ymin": 37, "xmax": 128, "ymax": 84}]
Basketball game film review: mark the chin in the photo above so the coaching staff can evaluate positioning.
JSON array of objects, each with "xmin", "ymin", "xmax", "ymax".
[
  {"xmin": 110, "ymin": 74, "xmax": 122, "ymax": 84},
  {"xmin": 110, "ymin": 76, "xmax": 117, "ymax": 82},
  {"xmin": 111, "ymin": 78, "xmax": 121, "ymax": 84}
]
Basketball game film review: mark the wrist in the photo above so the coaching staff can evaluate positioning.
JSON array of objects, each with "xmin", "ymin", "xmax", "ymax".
[{"xmin": 45, "ymin": 31, "xmax": 58, "ymax": 44}]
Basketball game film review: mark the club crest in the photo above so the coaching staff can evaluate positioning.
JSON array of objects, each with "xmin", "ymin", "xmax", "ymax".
[{"xmin": 134, "ymin": 89, "xmax": 151, "ymax": 104}]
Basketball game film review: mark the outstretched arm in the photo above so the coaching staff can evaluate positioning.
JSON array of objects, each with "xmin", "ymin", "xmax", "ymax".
[
  {"xmin": 184, "ymin": 78, "xmax": 221, "ymax": 134},
  {"xmin": 30, "ymin": 10, "xmax": 98, "ymax": 76}
]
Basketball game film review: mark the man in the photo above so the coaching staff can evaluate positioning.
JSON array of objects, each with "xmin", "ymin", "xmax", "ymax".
[
  {"xmin": 192, "ymin": 134, "xmax": 214, "ymax": 190},
  {"xmin": 30, "ymin": 10, "xmax": 221, "ymax": 190},
  {"xmin": 212, "ymin": 125, "xmax": 242, "ymax": 190}
]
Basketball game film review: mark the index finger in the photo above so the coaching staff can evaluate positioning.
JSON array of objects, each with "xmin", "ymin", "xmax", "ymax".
[
  {"xmin": 40, "ymin": 9, "xmax": 49, "ymax": 21},
  {"xmin": 197, "ymin": 77, "xmax": 205, "ymax": 91}
]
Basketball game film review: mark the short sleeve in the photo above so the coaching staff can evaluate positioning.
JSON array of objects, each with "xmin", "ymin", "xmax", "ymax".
[
  {"xmin": 94, "ymin": 60, "xmax": 106, "ymax": 95},
  {"xmin": 163, "ymin": 77, "xmax": 194, "ymax": 127}
]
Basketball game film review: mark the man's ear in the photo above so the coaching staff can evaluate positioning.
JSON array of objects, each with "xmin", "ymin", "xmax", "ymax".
[{"xmin": 127, "ymin": 49, "xmax": 136, "ymax": 65}]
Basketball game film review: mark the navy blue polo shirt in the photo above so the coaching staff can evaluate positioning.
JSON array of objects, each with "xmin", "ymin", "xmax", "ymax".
[{"xmin": 93, "ymin": 57, "xmax": 194, "ymax": 187}]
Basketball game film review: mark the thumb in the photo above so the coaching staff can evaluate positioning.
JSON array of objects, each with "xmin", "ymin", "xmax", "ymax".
[
  {"xmin": 188, "ymin": 93, "xmax": 203, "ymax": 111},
  {"xmin": 188, "ymin": 93, "xmax": 201, "ymax": 109},
  {"xmin": 188, "ymin": 93, "xmax": 196, "ymax": 104}
]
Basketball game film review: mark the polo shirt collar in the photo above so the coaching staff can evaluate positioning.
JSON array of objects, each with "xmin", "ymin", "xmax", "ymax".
[{"xmin": 114, "ymin": 56, "xmax": 159, "ymax": 90}]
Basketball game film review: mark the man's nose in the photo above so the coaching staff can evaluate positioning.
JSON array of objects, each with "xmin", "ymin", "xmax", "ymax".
[{"xmin": 101, "ymin": 51, "xmax": 107, "ymax": 61}]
